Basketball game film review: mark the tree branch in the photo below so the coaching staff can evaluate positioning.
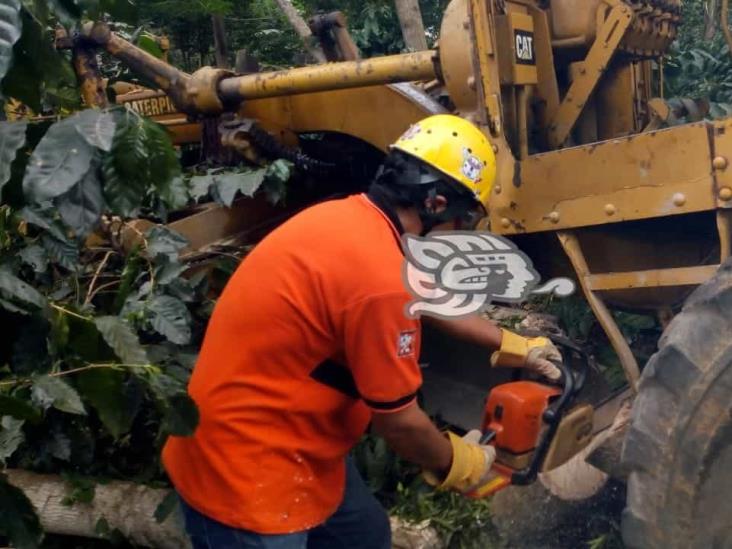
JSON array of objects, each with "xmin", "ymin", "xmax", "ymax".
[{"xmin": 272, "ymin": 0, "xmax": 326, "ymax": 63}]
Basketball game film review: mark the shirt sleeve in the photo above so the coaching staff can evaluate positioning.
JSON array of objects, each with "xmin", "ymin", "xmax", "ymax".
[{"xmin": 343, "ymin": 292, "xmax": 422, "ymax": 413}]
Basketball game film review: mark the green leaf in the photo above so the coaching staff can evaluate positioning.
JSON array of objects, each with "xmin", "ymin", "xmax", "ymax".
[
  {"xmin": 73, "ymin": 110, "xmax": 116, "ymax": 152},
  {"xmin": 263, "ymin": 160, "xmax": 292, "ymax": 204},
  {"xmin": 94, "ymin": 316, "xmax": 148, "ymax": 365},
  {"xmin": 213, "ymin": 173, "xmax": 243, "ymax": 207},
  {"xmin": 137, "ymin": 33, "xmax": 163, "ymax": 58},
  {"xmin": 0, "ymin": 120, "xmax": 27, "ymax": 194},
  {"xmin": 56, "ymin": 159, "xmax": 104, "ymax": 237},
  {"xmin": 145, "ymin": 225, "xmax": 188, "ymax": 260},
  {"xmin": 0, "ymin": 268, "xmax": 46, "ymax": 309},
  {"xmin": 266, "ymin": 159, "xmax": 292, "ymax": 183},
  {"xmin": 155, "ymin": 257, "xmax": 186, "ymax": 286},
  {"xmin": 45, "ymin": 427, "xmax": 70, "ymax": 461},
  {"xmin": 0, "ymin": 395, "xmax": 40, "ymax": 423},
  {"xmin": 0, "ymin": 0, "xmax": 22, "ymax": 82},
  {"xmin": 47, "ymin": 0, "xmax": 81, "ymax": 26},
  {"xmin": 0, "ymin": 473, "xmax": 42, "ymax": 549},
  {"xmin": 17, "ymin": 207, "xmax": 68, "ymax": 242},
  {"xmin": 158, "ymin": 175, "xmax": 188, "ymax": 211},
  {"xmin": 154, "ymin": 490, "xmax": 178, "ymax": 523},
  {"xmin": 100, "ymin": 0, "xmax": 137, "ymax": 23},
  {"xmin": 76, "ymin": 369, "xmax": 142, "ymax": 438},
  {"xmin": 213, "ymin": 169, "xmax": 267, "ymax": 207},
  {"xmin": 163, "ymin": 393, "xmax": 198, "ymax": 436},
  {"xmin": 0, "ymin": 416, "xmax": 24, "ymax": 464},
  {"xmin": 147, "ymin": 295, "xmax": 191, "ymax": 344},
  {"xmin": 11, "ymin": 317, "xmax": 50, "ymax": 375},
  {"xmin": 61, "ymin": 472, "xmax": 95, "ymax": 505},
  {"xmin": 239, "ymin": 169, "xmax": 266, "ymax": 196},
  {"xmin": 41, "ymin": 234, "xmax": 79, "ymax": 271},
  {"xmin": 189, "ymin": 174, "xmax": 213, "ymax": 201},
  {"xmin": 101, "ymin": 116, "xmax": 149, "ymax": 217},
  {"xmin": 2, "ymin": 11, "xmax": 72, "ymax": 112},
  {"xmin": 18, "ymin": 244, "xmax": 48, "ymax": 273},
  {"xmin": 31, "ymin": 375, "xmax": 85, "ymax": 415},
  {"xmin": 23, "ymin": 117, "xmax": 95, "ymax": 203},
  {"xmin": 102, "ymin": 114, "xmax": 182, "ymax": 216}
]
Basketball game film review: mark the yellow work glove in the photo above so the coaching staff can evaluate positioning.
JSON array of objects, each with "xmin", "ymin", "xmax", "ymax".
[
  {"xmin": 490, "ymin": 329, "xmax": 562, "ymax": 381},
  {"xmin": 423, "ymin": 430, "xmax": 497, "ymax": 494}
]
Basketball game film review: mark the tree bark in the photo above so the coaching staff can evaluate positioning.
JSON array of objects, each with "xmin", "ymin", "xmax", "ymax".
[
  {"xmin": 394, "ymin": 0, "xmax": 428, "ymax": 51},
  {"xmin": 5, "ymin": 469, "xmax": 191, "ymax": 549},
  {"xmin": 272, "ymin": 0, "xmax": 327, "ymax": 63},
  {"xmin": 212, "ymin": 14, "xmax": 230, "ymax": 69},
  {"xmin": 705, "ymin": 0, "xmax": 720, "ymax": 40}
]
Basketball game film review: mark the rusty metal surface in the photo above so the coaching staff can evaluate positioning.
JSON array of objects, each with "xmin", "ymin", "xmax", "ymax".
[
  {"xmin": 218, "ymin": 50, "xmax": 437, "ymax": 102},
  {"xmin": 492, "ymin": 123, "xmax": 717, "ymax": 235}
]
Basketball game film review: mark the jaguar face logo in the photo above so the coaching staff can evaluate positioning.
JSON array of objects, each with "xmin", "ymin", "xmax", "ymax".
[
  {"xmin": 461, "ymin": 148, "xmax": 483, "ymax": 184},
  {"xmin": 402, "ymin": 232, "xmax": 575, "ymax": 319}
]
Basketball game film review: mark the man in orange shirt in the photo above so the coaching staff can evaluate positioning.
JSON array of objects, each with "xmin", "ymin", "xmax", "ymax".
[{"xmin": 163, "ymin": 115, "xmax": 561, "ymax": 548}]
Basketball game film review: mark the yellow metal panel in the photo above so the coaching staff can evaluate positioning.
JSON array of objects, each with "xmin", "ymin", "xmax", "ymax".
[
  {"xmin": 492, "ymin": 123, "xmax": 717, "ymax": 234},
  {"xmin": 240, "ymin": 83, "xmax": 445, "ymax": 151},
  {"xmin": 711, "ymin": 118, "xmax": 732, "ymax": 209},
  {"xmin": 586, "ymin": 265, "xmax": 719, "ymax": 291},
  {"xmin": 547, "ymin": 2, "xmax": 634, "ymax": 148}
]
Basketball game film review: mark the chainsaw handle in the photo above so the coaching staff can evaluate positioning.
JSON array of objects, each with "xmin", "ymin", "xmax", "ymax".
[{"xmin": 541, "ymin": 359, "xmax": 574, "ymax": 425}]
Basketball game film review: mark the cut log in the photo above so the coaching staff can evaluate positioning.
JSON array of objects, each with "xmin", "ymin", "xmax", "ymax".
[
  {"xmin": 5, "ymin": 469, "xmax": 190, "ymax": 549},
  {"xmin": 390, "ymin": 517, "xmax": 443, "ymax": 549},
  {"xmin": 5, "ymin": 469, "xmax": 441, "ymax": 549}
]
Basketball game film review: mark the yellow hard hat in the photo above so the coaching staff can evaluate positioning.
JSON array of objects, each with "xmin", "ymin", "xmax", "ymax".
[{"xmin": 391, "ymin": 114, "xmax": 497, "ymax": 206}]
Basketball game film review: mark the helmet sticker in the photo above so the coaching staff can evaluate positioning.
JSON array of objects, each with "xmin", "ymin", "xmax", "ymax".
[
  {"xmin": 399, "ymin": 123, "xmax": 422, "ymax": 141},
  {"xmin": 461, "ymin": 148, "xmax": 483, "ymax": 184}
]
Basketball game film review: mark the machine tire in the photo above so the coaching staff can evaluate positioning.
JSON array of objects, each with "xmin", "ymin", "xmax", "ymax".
[{"xmin": 621, "ymin": 258, "xmax": 732, "ymax": 548}]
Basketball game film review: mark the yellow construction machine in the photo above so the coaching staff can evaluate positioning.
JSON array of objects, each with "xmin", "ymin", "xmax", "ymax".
[{"xmin": 71, "ymin": 1, "xmax": 732, "ymax": 547}]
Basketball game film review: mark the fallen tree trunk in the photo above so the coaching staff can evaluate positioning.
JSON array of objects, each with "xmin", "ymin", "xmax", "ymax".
[
  {"xmin": 6, "ymin": 470, "xmax": 441, "ymax": 548},
  {"xmin": 5, "ymin": 470, "xmax": 191, "ymax": 549}
]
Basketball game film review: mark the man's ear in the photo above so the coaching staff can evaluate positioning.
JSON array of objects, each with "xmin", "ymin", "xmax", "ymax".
[{"xmin": 424, "ymin": 194, "xmax": 448, "ymax": 214}]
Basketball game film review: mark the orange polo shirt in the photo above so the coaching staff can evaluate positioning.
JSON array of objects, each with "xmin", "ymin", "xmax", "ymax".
[{"xmin": 162, "ymin": 193, "xmax": 422, "ymax": 534}]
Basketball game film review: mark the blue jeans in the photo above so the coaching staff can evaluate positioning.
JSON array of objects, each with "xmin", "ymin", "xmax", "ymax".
[{"xmin": 179, "ymin": 458, "xmax": 391, "ymax": 549}]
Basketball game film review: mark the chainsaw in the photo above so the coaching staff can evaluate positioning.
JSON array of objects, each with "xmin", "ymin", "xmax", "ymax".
[{"xmin": 470, "ymin": 336, "xmax": 594, "ymax": 498}]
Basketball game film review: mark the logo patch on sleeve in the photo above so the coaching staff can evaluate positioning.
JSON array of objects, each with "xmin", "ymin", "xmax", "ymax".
[{"xmin": 397, "ymin": 330, "xmax": 416, "ymax": 357}]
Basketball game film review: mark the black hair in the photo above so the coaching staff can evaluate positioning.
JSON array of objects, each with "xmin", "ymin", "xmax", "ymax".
[{"xmin": 369, "ymin": 150, "xmax": 481, "ymax": 233}]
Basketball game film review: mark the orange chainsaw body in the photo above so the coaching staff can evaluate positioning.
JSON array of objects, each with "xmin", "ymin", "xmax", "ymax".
[{"xmin": 481, "ymin": 381, "xmax": 561, "ymax": 454}]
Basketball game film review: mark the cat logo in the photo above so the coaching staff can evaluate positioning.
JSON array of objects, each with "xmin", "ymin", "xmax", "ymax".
[{"xmin": 514, "ymin": 30, "xmax": 535, "ymax": 65}]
